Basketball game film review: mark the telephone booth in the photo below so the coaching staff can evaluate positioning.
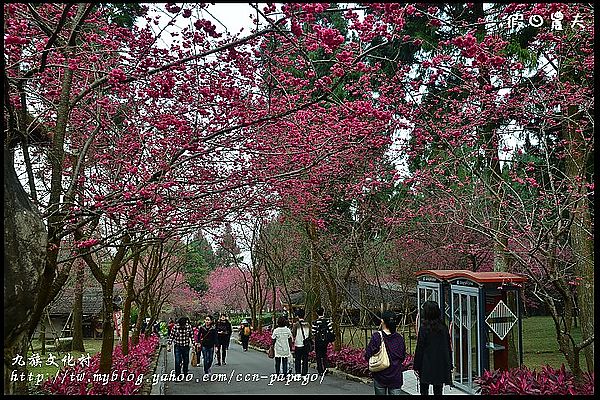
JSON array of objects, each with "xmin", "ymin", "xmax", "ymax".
[
  {"xmin": 416, "ymin": 270, "xmax": 527, "ymax": 394},
  {"xmin": 416, "ymin": 272, "xmax": 450, "ymax": 325}
]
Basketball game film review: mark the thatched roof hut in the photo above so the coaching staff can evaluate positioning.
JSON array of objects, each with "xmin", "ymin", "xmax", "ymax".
[
  {"xmin": 47, "ymin": 287, "xmax": 123, "ymax": 317},
  {"xmin": 278, "ymin": 281, "xmax": 416, "ymax": 320}
]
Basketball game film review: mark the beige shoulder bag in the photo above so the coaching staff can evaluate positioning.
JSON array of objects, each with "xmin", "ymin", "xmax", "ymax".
[{"xmin": 368, "ymin": 331, "xmax": 390, "ymax": 372}]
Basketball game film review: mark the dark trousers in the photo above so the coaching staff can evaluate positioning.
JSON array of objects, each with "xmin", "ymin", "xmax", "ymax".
[
  {"xmin": 294, "ymin": 346, "xmax": 309, "ymax": 375},
  {"xmin": 275, "ymin": 357, "xmax": 289, "ymax": 375},
  {"xmin": 174, "ymin": 345, "xmax": 190, "ymax": 376},
  {"xmin": 201, "ymin": 346, "xmax": 215, "ymax": 374},
  {"xmin": 315, "ymin": 343, "xmax": 328, "ymax": 374},
  {"xmin": 216, "ymin": 339, "xmax": 229, "ymax": 364},
  {"xmin": 241, "ymin": 335, "xmax": 250, "ymax": 350},
  {"xmin": 420, "ymin": 383, "xmax": 443, "ymax": 395}
]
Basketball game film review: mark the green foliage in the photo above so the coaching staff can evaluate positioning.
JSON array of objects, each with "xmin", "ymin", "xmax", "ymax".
[
  {"xmin": 130, "ymin": 305, "xmax": 138, "ymax": 326},
  {"xmin": 101, "ymin": 3, "xmax": 146, "ymax": 29},
  {"xmin": 505, "ymin": 40, "xmax": 538, "ymax": 70},
  {"xmin": 183, "ymin": 233, "xmax": 217, "ymax": 293}
]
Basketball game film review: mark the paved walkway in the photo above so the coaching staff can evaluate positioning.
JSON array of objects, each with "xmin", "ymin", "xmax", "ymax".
[
  {"xmin": 163, "ymin": 339, "xmax": 376, "ymax": 395},
  {"xmin": 156, "ymin": 338, "xmax": 470, "ymax": 395},
  {"xmin": 401, "ymin": 370, "xmax": 470, "ymax": 395}
]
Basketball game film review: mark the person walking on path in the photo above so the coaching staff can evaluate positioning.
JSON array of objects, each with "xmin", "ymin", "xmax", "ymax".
[
  {"xmin": 215, "ymin": 313, "xmax": 233, "ymax": 365},
  {"xmin": 239, "ymin": 319, "xmax": 252, "ymax": 351},
  {"xmin": 413, "ymin": 301, "xmax": 453, "ymax": 396},
  {"xmin": 197, "ymin": 315, "xmax": 218, "ymax": 375},
  {"xmin": 311, "ymin": 306, "xmax": 335, "ymax": 376},
  {"xmin": 271, "ymin": 316, "xmax": 293, "ymax": 376},
  {"xmin": 364, "ymin": 310, "xmax": 406, "ymax": 395},
  {"xmin": 291, "ymin": 309, "xmax": 312, "ymax": 376},
  {"xmin": 168, "ymin": 317, "xmax": 194, "ymax": 377}
]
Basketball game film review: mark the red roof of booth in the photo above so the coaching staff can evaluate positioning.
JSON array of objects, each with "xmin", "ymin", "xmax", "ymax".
[{"xmin": 415, "ymin": 269, "xmax": 527, "ymax": 284}]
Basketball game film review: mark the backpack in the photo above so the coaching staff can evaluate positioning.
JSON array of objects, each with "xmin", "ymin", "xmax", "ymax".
[
  {"xmin": 243, "ymin": 326, "xmax": 251, "ymax": 336},
  {"xmin": 316, "ymin": 320, "xmax": 334, "ymax": 344}
]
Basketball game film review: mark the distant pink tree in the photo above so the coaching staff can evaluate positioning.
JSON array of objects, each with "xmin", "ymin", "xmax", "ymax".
[
  {"xmin": 163, "ymin": 272, "xmax": 203, "ymax": 316},
  {"xmin": 200, "ymin": 267, "xmax": 248, "ymax": 312}
]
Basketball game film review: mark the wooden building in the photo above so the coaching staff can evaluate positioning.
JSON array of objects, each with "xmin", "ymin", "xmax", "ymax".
[{"xmin": 35, "ymin": 287, "xmax": 123, "ymax": 340}]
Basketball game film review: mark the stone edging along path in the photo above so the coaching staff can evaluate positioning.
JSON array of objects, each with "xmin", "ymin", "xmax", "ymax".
[
  {"xmin": 144, "ymin": 341, "xmax": 165, "ymax": 395},
  {"xmin": 237, "ymin": 339, "xmax": 373, "ymax": 386}
]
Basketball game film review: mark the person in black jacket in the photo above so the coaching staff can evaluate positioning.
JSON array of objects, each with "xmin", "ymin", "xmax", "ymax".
[
  {"xmin": 413, "ymin": 301, "xmax": 453, "ymax": 395},
  {"xmin": 311, "ymin": 307, "xmax": 334, "ymax": 375},
  {"xmin": 215, "ymin": 313, "xmax": 232, "ymax": 365},
  {"xmin": 197, "ymin": 315, "xmax": 218, "ymax": 374}
]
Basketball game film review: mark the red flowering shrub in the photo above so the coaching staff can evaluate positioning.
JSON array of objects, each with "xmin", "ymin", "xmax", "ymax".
[
  {"xmin": 475, "ymin": 365, "xmax": 594, "ymax": 395},
  {"xmin": 332, "ymin": 346, "xmax": 370, "ymax": 377},
  {"xmin": 249, "ymin": 328, "xmax": 274, "ymax": 349},
  {"xmin": 40, "ymin": 334, "xmax": 159, "ymax": 395},
  {"xmin": 250, "ymin": 330, "xmax": 414, "ymax": 378}
]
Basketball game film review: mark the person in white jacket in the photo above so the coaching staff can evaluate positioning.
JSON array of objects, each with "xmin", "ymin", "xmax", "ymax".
[{"xmin": 271, "ymin": 316, "xmax": 293, "ymax": 376}]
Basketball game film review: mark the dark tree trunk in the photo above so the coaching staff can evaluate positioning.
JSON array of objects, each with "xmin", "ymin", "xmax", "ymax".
[
  {"xmin": 132, "ymin": 296, "xmax": 148, "ymax": 346},
  {"xmin": 121, "ymin": 288, "xmax": 134, "ymax": 355},
  {"xmin": 71, "ymin": 260, "xmax": 86, "ymax": 352},
  {"xmin": 40, "ymin": 315, "xmax": 46, "ymax": 356},
  {"xmin": 4, "ymin": 149, "xmax": 47, "ymax": 395},
  {"xmin": 564, "ymin": 104, "xmax": 594, "ymax": 373},
  {"xmin": 121, "ymin": 251, "xmax": 140, "ymax": 356},
  {"xmin": 98, "ymin": 284, "xmax": 115, "ymax": 374}
]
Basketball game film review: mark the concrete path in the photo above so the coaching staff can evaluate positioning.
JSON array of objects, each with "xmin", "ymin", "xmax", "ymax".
[{"xmin": 163, "ymin": 339, "xmax": 377, "ymax": 395}]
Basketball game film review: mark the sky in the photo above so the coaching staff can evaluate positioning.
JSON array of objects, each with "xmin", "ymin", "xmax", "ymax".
[{"xmin": 144, "ymin": 3, "xmax": 268, "ymax": 41}]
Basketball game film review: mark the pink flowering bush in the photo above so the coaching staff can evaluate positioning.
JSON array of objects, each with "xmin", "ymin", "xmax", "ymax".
[
  {"xmin": 248, "ymin": 328, "xmax": 273, "ymax": 349},
  {"xmin": 475, "ymin": 365, "xmax": 594, "ymax": 395},
  {"xmin": 40, "ymin": 334, "xmax": 159, "ymax": 395},
  {"xmin": 250, "ymin": 330, "xmax": 413, "ymax": 378},
  {"xmin": 327, "ymin": 346, "xmax": 414, "ymax": 377}
]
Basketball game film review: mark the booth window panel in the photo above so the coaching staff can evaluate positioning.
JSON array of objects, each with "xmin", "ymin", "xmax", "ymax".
[
  {"xmin": 418, "ymin": 286, "xmax": 441, "ymax": 311},
  {"xmin": 452, "ymin": 290, "xmax": 479, "ymax": 388},
  {"xmin": 470, "ymin": 295, "xmax": 479, "ymax": 382},
  {"xmin": 444, "ymin": 290, "xmax": 451, "ymax": 325},
  {"xmin": 418, "ymin": 288, "xmax": 426, "ymax": 310},
  {"xmin": 460, "ymin": 293, "xmax": 469, "ymax": 385},
  {"xmin": 453, "ymin": 293, "xmax": 462, "ymax": 384}
]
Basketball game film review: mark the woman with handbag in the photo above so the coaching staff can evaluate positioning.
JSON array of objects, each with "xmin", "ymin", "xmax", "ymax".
[
  {"xmin": 291, "ymin": 309, "xmax": 312, "ymax": 376},
  {"xmin": 271, "ymin": 316, "xmax": 293, "ymax": 376},
  {"xmin": 364, "ymin": 310, "xmax": 406, "ymax": 395}
]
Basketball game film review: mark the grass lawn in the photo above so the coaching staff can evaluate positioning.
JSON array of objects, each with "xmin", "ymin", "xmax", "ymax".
[
  {"xmin": 339, "ymin": 316, "xmax": 580, "ymax": 372},
  {"xmin": 521, "ymin": 315, "xmax": 582, "ymax": 371},
  {"xmin": 25, "ymin": 338, "xmax": 104, "ymax": 390}
]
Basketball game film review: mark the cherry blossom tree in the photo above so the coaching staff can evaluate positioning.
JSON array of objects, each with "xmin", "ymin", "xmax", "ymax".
[
  {"xmin": 200, "ymin": 266, "xmax": 248, "ymax": 313},
  {"xmin": 3, "ymin": 3, "xmax": 593, "ymax": 392},
  {"xmin": 379, "ymin": 3, "xmax": 594, "ymax": 376},
  {"xmin": 3, "ymin": 3, "xmax": 395, "ymax": 386}
]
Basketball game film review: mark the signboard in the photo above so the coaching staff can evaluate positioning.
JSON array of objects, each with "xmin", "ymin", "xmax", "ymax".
[
  {"xmin": 452, "ymin": 279, "xmax": 478, "ymax": 287},
  {"xmin": 485, "ymin": 300, "xmax": 517, "ymax": 341}
]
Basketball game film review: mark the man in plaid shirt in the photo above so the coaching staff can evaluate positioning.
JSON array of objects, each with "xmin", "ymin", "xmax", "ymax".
[{"xmin": 168, "ymin": 317, "xmax": 194, "ymax": 376}]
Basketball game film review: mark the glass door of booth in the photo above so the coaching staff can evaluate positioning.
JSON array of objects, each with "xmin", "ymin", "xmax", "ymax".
[
  {"xmin": 450, "ymin": 286, "xmax": 480, "ymax": 393},
  {"xmin": 417, "ymin": 282, "xmax": 440, "ymax": 311},
  {"xmin": 417, "ymin": 282, "xmax": 442, "ymax": 337}
]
